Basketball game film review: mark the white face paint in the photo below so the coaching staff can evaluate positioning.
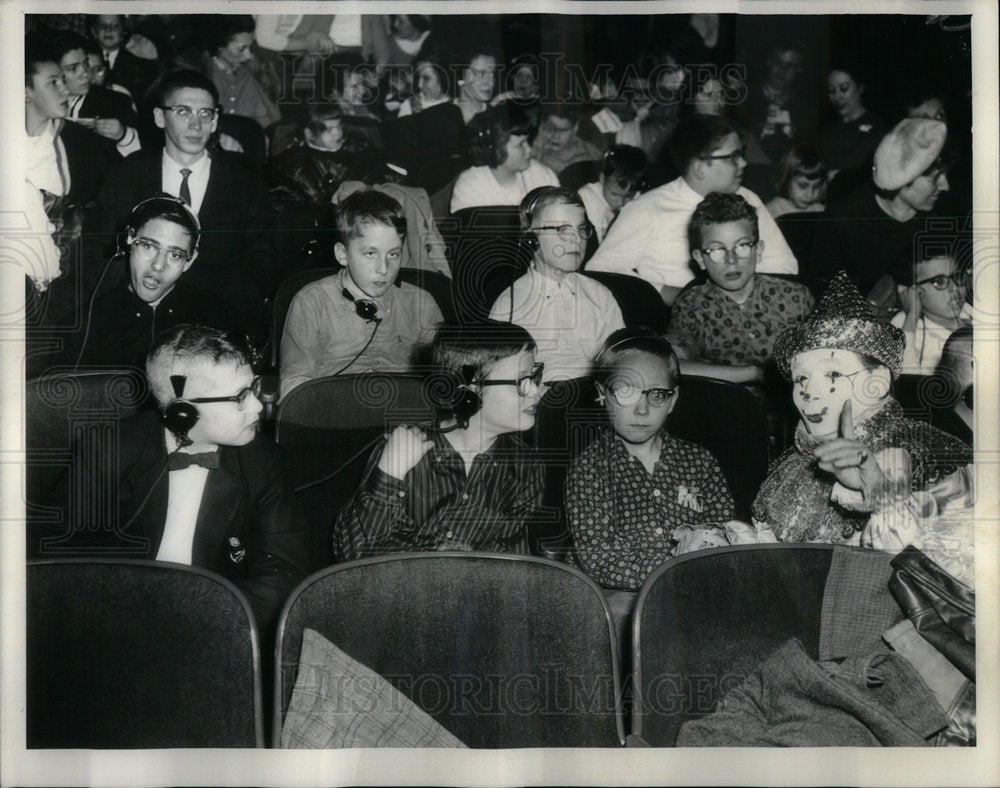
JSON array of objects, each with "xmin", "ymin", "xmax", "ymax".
[{"xmin": 790, "ymin": 349, "xmax": 886, "ymax": 437}]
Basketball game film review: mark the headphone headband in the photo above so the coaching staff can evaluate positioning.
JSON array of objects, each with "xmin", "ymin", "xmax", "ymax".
[{"xmin": 129, "ymin": 194, "xmax": 201, "ymax": 234}]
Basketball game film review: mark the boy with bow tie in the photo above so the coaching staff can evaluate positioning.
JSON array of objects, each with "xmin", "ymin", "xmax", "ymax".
[{"xmin": 35, "ymin": 325, "xmax": 309, "ymax": 629}]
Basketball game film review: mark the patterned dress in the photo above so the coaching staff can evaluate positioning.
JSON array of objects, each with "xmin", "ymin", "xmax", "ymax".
[{"xmin": 565, "ymin": 427, "xmax": 734, "ymax": 590}]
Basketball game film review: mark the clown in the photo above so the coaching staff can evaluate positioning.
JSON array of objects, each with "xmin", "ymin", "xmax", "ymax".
[{"xmin": 752, "ymin": 271, "xmax": 971, "ymax": 543}]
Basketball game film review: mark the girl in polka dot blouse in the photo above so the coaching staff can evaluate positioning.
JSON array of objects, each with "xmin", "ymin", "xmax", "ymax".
[{"xmin": 564, "ymin": 329, "xmax": 735, "ymax": 590}]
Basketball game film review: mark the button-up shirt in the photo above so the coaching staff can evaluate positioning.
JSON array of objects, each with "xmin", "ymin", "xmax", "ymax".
[
  {"xmin": 666, "ymin": 274, "xmax": 814, "ymax": 366},
  {"xmin": 162, "ymin": 149, "xmax": 211, "ymax": 215},
  {"xmin": 565, "ymin": 427, "xmax": 734, "ymax": 590},
  {"xmin": 489, "ymin": 267, "xmax": 624, "ymax": 382},
  {"xmin": 279, "ymin": 269, "xmax": 444, "ymax": 397},
  {"xmin": 334, "ymin": 430, "xmax": 545, "ymax": 561}
]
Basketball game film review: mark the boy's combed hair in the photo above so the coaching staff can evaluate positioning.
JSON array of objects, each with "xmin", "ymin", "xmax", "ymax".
[
  {"xmin": 24, "ymin": 34, "xmax": 57, "ymax": 87},
  {"xmin": 467, "ymin": 105, "xmax": 536, "ymax": 168},
  {"xmin": 432, "ymin": 321, "xmax": 536, "ymax": 381},
  {"xmin": 335, "ymin": 190, "xmax": 407, "ymax": 243},
  {"xmin": 48, "ymin": 30, "xmax": 90, "ymax": 63},
  {"xmin": 594, "ymin": 327, "xmax": 680, "ymax": 389},
  {"xmin": 688, "ymin": 192, "xmax": 759, "ymax": 252},
  {"xmin": 519, "ymin": 186, "xmax": 585, "ymax": 232},
  {"xmin": 668, "ymin": 114, "xmax": 739, "ymax": 175},
  {"xmin": 127, "ymin": 196, "xmax": 201, "ymax": 249},
  {"xmin": 890, "ymin": 236, "xmax": 972, "ymax": 287},
  {"xmin": 154, "ymin": 69, "xmax": 220, "ymax": 109},
  {"xmin": 302, "ymin": 102, "xmax": 344, "ymax": 135},
  {"xmin": 540, "ymin": 102, "xmax": 582, "ymax": 125},
  {"xmin": 601, "ymin": 145, "xmax": 648, "ymax": 189},
  {"xmin": 773, "ymin": 145, "xmax": 828, "ymax": 196},
  {"xmin": 146, "ymin": 324, "xmax": 250, "ymax": 406},
  {"xmin": 198, "ymin": 14, "xmax": 255, "ymax": 56}
]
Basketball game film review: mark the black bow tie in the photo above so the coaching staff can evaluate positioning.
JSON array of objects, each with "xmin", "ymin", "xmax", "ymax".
[{"xmin": 167, "ymin": 451, "xmax": 220, "ymax": 471}]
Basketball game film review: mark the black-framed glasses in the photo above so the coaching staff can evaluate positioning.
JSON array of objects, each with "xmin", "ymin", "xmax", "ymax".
[
  {"xmin": 479, "ymin": 363, "xmax": 544, "ymax": 397},
  {"xmin": 160, "ymin": 105, "xmax": 220, "ymax": 122},
  {"xmin": 915, "ymin": 272, "xmax": 967, "ymax": 291},
  {"xmin": 698, "ymin": 240, "xmax": 758, "ymax": 265},
  {"xmin": 606, "ymin": 384, "xmax": 676, "ymax": 408},
  {"xmin": 131, "ymin": 238, "xmax": 190, "ymax": 266},
  {"xmin": 188, "ymin": 376, "xmax": 262, "ymax": 411},
  {"xmin": 701, "ymin": 145, "xmax": 746, "ymax": 163},
  {"xmin": 532, "ymin": 224, "xmax": 595, "ymax": 242}
]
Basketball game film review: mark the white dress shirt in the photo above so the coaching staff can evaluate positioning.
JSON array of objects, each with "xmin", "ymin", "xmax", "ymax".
[
  {"xmin": 586, "ymin": 176, "xmax": 798, "ymax": 290},
  {"xmin": 156, "ymin": 431, "xmax": 212, "ymax": 565},
  {"xmin": 161, "ymin": 149, "xmax": 212, "ymax": 215}
]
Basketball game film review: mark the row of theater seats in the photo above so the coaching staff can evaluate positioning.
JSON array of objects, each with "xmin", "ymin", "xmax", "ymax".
[
  {"xmin": 28, "ymin": 544, "xmax": 903, "ymax": 748},
  {"xmin": 24, "ymin": 369, "xmax": 773, "ymax": 571},
  {"xmin": 25, "ymin": 367, "xmax": 946, "ymax": 572}
]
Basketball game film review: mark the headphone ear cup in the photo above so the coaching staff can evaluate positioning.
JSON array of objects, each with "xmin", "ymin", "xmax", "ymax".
[
  {"xmin": 521, "ymin": 232, "xmax": 539, "ymax": 252},
  {"xmin": 451, "ymin": 386, "xmax": 482, "ymax": 426},
  {"xmin": 161, "ymin": 399, "xmax": 200, "ymax": 438}
]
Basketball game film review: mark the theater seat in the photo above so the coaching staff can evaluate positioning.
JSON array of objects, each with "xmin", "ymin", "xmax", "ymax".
[
  {"xmin": 275, "ymin": 553, "xmax": 625, "ymax": 747},
  {"xmin": 631, "ymin": 544, "xmax": 901, "ymax": 746},
  {"xmin": 28, "ymin": 559, "xmax": 263, "ymax": 748}
]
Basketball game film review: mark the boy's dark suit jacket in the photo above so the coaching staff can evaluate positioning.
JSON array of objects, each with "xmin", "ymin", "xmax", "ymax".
[
  {"xmin": 77, "ymin": 85, "xmax": 138, "ymax": 128},
  {"xmin": 85, "ymin": 148, "xmax": 281, "ymax": 334},
  {"xmin": 107, "ymin": 46, "xmax": 158, "ymax": 104},
  {"xmin": 36, "ymin": 412, "xmax": 310, "ymax": 629}
]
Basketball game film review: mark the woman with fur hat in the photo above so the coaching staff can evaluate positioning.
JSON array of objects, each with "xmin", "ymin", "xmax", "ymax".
[{"xmin": 751, "ymin": 271, "xmax": 971, "ymax": 543}]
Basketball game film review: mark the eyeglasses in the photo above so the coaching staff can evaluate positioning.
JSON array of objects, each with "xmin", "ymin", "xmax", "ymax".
[
  {"xmin": 606, "ymin": 384, "xmax": 676, "ymax": 408},
  {"xmin": 701, "ymin": 145, "xmax": 746, "ymax": 163},
  {"xmin": 188, "ymin": 377, "xmax": 262, "ymax": 411},
  {"xmin": 697, "ymin": 240, "xmax": 758, "ymax": 265},
  {"xmin": 915, "ymin": 272, "xmax": 967, "ymax": 290},
  {"xmin": 131, "ymin": 238, "xmax": 191, "ymax": 265},
  {"xmin": 479, "ymin": 363, "xmax": 545, "ymax": 397},
  {"xmin": 160, "ymin": 105, "xmax": 220, "ymax": 122},
  {"xmin": 532, "ymin": 224, "xmax": 595, "ymax": 242}
]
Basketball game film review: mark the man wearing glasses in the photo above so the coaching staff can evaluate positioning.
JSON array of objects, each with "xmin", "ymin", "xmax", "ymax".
[
  {"xmin": 85, "ymin": 69, "xmax": 280, "ymax": 341},
  {"xmin": 67, "ymin": 196, "xmax": 238, "ymax": 369},
  {"xmin": 36, "ymin": 324, "xmax": 309, "ymax": 630},
  {"xmin": 490, "ymin": 187, "xmax": 624, "ymax": 383},
  {"xmin": 586, "ymin": 115, "xmax": 797, "ymax": 306}
]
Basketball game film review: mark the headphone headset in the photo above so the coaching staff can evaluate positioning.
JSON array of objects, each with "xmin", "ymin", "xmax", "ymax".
[
  {"xmin": 518, "ymin": 187, "xmax": 550, "ymax": 253},
  {"xmin": 332, "ymin": 286, "xmax": 384, "ymax": 375},
  {"xmin": 122, "ymin": 194, "xmax": 201, "ymax": 256},
  {"xmin": 449, "ymin": 363, "xmax": 483, "ymax": 428},
  {"xmin": 160, "ymin": 373, "xmax": 199, "ymax": 448},
  {"xmin": 75, "ymin": 195, "xmax": 202, "ymax": 371},
  {"xmin": 341, "ymin": 287, "xmax": 381, "ymax": 322}
]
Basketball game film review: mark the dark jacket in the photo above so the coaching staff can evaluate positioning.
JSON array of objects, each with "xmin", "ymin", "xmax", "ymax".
[
  {"xmin": 35, "ymin": 411, "xmax": 310, "ymax": 628},
  {"xmin": 85, "ymin": 148, "xmax": 281, "ymax": 335},
  {"xmin": 68, "ymin": 278, "xmax": 242, "ymax": 370}
]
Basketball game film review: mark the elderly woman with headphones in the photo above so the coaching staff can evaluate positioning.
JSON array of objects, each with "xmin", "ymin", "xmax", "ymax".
[{"xmin": 449, "ymin": 104, "xmax": 559, "ymax": 213}]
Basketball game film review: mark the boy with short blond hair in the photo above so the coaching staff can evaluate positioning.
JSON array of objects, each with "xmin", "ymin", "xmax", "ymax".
[{"xmin": 279, "ymin": 189, "xmax": 444, "ymax": 396}]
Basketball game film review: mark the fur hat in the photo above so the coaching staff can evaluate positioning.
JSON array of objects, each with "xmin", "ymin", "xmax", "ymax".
[
  {"xmin": 773, "ymin": 271, "xmax": 905, "ymax": 378},
  {"xmin": 872, "ymin": 118, "xmax": 947, "ymax": 190}
]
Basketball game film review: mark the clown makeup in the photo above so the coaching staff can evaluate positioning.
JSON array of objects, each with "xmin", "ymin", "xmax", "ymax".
[{"xmin": 790, "ymin": 349, "xmax": 888, "ymax": 437}]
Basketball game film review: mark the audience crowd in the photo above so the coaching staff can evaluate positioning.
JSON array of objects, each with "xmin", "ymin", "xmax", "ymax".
[{"xmin": 19, "ymin": 11, "xmax": 979, "ymax": 749}]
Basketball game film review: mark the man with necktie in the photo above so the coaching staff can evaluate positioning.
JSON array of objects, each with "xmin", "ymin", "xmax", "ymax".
[
  {"xmin": 84, "ymin": 70, "xmax": 282, "ymax": 342},
  {"xmin": 32, "ymin": 325, "xmax": 309, "ymax": 629}
]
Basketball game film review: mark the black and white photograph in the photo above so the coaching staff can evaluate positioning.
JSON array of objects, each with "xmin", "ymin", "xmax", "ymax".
[{"xmin": 2, "ymin": 1, "xmax": 998, "ymax": 785}]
